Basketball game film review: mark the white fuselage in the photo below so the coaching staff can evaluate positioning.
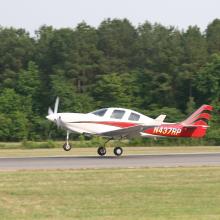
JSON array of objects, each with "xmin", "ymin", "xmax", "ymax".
[{"xmin": 46, "ymin": 107, "xmax": 158, "ymax": 136}]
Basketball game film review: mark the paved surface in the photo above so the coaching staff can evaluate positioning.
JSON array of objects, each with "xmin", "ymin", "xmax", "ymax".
[{"xmin": 0, "ymin": 153, "xmax": 220, "ymax": 170}]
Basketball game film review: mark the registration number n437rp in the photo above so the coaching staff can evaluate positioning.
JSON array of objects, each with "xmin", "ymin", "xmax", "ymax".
[{"xmin": 153, "ymin": 127, "xmax": 182, "ymax": 135}]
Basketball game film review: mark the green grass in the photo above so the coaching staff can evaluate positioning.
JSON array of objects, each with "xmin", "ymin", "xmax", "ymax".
[
  {"xmin": 0, "ymin": 146, "xmax": 220, "ymax": 158},
  {"xmin": 1, "ymin": 167, "xmax": 220, "ymax": 220},
  {"xmin": 0, "ymin": 138, "xmax": 122, "ymax": 149}
]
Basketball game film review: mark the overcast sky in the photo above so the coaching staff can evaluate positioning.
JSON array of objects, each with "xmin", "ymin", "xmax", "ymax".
[{"xmin": 0, "ymin": 0, "xmax": 219, "ymax": 35}]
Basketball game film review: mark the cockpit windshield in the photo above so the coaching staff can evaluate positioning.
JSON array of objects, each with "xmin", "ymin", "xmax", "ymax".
[{"xmin": 90, "ymin": 108, "xmax": 107, "ymax": 117}]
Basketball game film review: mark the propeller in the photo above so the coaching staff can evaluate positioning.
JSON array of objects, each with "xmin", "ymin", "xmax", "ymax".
[
  {"xmin": 47, "ymin": 97, "xmax": 62, "ymax": 128},
  {"xmin": 48, "ymin": 107, "xmax": 53, "ymax": 115},
  {"xmin": 47, "ymin": 97, "xmax": 60, "ymax": 116},
  {"xmin": 54, "ymin": 97, "xmax": 59, "ymax": 114}
]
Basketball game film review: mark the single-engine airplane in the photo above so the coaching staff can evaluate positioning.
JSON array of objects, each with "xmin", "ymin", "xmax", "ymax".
[{"xmin": 46, "ymin": 97, "xmax": 212, "ymax": 156}]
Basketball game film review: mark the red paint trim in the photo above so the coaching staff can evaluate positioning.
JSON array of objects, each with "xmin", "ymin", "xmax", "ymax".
[
  {"xmin": 193, "ymin": 120, "xmax": 208, "ymax": 126},
  {"xmin": 195, "ymin": 113, "xmax": 211, "ymax": 120},
  {"xmin": 94, "ymin": 121, "xmax": 137, "ymax": 128},
  {"xmin": 93, "ymin": 121, "xmax": 209, "ymax": 138},
  {"xmin": 182, "ymin": 105, "xmax": 213, "ymax": 125},
  {"xmin": 144, "ymin": 123, "xmax": 208, "ymax": 138}
]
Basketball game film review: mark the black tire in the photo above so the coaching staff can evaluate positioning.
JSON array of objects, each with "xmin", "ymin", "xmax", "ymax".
[
  {"xmin": 114, "ymin": 147, "xmax": 123, "ymax": 156},
  {"xmin": 97, "ymin": 146, "xmax": 106, "ymax": 156},
  {"xmin": 63, "ymin": 142, "xmax": 72, "ymax": 151}
]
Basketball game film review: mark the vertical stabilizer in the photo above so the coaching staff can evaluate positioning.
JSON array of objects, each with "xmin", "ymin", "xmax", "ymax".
[{"xmin": 181, "ymin": 105, "xmax": 213, "ymax": 126}]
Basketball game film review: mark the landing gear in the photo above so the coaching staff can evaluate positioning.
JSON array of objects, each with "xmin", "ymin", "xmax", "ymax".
[
  {"xmin": 96, "ymin": 138, "xmax": 123, "ymax": 157},
  {"xmin": 113, "ymin": 146, "xmax": 123, "ymax": 156},
  {"xmin": 97, "ymin": 146, "xmax": 106, "ymax": 156},
  {"xmin": 63, "ymin": 142, "xmax": 72, "ymax": 151},
  {"xmin": 97, "ymin": 138, "xmax": 112, "ymax": 156},
  {"xmin": 63, "ymin": 130, "xmax": 72, "ymax": 151}
]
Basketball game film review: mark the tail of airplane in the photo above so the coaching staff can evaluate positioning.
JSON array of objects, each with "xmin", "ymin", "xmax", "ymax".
[
  {"xmin": 180, "ymin": 104, "xmax": 213, "ymax": 137},
  {"xmin": 181, "ymin": 104, "xmax": 213, "ymax": 126}
]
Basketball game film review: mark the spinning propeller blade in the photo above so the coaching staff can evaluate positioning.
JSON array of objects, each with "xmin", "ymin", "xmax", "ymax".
[
  {"xmin": 54, "ymin": 97, "xmax": 59, "ymax": 114},
  {"xmin": 46, "ymin": 97, "xmax": 63, "ymax": 128},
  {"xmin": 48, "ymin": 107, "xmax": 53, "ymax": 115}
]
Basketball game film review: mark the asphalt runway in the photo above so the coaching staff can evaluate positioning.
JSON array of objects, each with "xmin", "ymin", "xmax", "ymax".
[{"xmin": 0, "ymin": 153, "xmax": 220, "ymax": 170}]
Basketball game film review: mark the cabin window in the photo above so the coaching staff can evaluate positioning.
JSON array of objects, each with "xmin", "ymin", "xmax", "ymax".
[
  {"xmin": 110, "ymin": 110, "xmax": 125, "ymax": 119},
  {"xmin": 128, "ymin": 112, "xmax": 140, "ymax": 121},
  {"xmin": 91, "ymin": 108, "xmax": 107, "ymax": 117}
]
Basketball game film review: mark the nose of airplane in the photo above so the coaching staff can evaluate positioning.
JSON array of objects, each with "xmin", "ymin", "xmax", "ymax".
[{"xmin": 46, "ymin": 114, "xmax": 55, "ymax": 121}]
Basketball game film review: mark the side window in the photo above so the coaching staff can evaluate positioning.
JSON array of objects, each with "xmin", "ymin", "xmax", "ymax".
[
  {"xmin": 92, "ymin": 108, "xmax": 107, "ymax": 117},
  {"xmin": 110, "ymin": 110, "xmax": 125, "ymax": 119},
  {"xmin": 128, "ymin": 112, "xmax": 140, "ymax": 121}
]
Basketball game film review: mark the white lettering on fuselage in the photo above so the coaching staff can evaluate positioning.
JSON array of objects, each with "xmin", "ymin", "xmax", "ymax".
[{"xmin": 153, "ymin": 127, "xmax": 182, "ymax": 136}]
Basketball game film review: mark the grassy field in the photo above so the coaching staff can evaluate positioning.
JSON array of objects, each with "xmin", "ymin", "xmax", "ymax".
[
  {"xmin": 0, "ymin": 146, "xmax": 220, "ymax": 157},
  {"xmin": 0, "ymin": 167, "xmax": 220, "ymax": 220}
]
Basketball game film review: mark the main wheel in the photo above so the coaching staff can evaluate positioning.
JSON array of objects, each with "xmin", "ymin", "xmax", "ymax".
[
  {"xmin": 97, "ymin": 146, "xmax": 106, "ymax": 156},
  {"xmin": 63, "ymin": 142, "xmax": 72, "ymax": 151},
  {"xmin": 114, "ymin": 146, "xmax": 123, "ymax": 156}
]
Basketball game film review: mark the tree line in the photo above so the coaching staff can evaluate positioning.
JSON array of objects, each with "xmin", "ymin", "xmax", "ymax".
[{"xmin": 0, "ymin": 18, "xmax": 220, "ymax": 143}]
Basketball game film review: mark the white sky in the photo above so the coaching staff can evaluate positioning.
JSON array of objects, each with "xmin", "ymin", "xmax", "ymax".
[{"xmin": 0, "ymin": 0, "xmax": 219, "ymax": 35}]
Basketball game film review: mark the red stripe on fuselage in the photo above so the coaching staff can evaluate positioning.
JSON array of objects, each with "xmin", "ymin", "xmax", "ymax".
[
  {"xmin": 87, "ymin": 121, "xmax": 207, "ymax": 138},
  {"xmin": 94, "ymin": 121, "xmax": 137, "ymax": 128}
]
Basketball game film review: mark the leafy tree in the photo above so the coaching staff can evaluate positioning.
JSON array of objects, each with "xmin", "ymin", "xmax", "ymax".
[
  {"xmin": 0, "ymin": 113, "xmax": 11, "ymax": 140},
  {"xmin": 0, "ymin": 19, "xmax": 219, "ymax": 142},
  {"xmin": 50, "ymin": 71, "xmax": 94, "ymax": 112},
  {"xmin": 17, "ymin": 61, "xmax": 41, "ymax": 96},
  {"xmin": 16, "ymin": 61, "xmax": 42, "ymax": 113},
  {"xmin": 136, "ymin": 22, "xmax": 182, "ymax": 72},
  {"xmin": 136, "ymin": 70, "xmax": 175, "ymax": 108},
  {"xmin": 183, "ymin": 26, "xmax": 207, "ymax": 65},
  {"xmin": 92, "ymin": 73, "xmax": 130, "ymax": 107},
  {"xmin": 35, "ymin": 25, "xmax": 55, "ymax": 73},
  {"xmin": 133, "ymin": 21, "xmax": 153, "ymax": 69},
  {"xmin": 206, "ymin": 19, "xmax": 220, "ymax": 54},
  {"xmin": 9, "ymin": 111, "xmax": 29, "ymax": 141},
  {"xmin": 195, "ymin": 54, "xmax": 220, "ymax": 104},
  {"xmin": 98, "ymin": 18, "xmax": 137, "ymax": 72},
  {"xmin": 0, "ymin": 88, "xmax": 32, "ymax": 114},
  {"xmin": 0, "ymin": 27, "xmax": 35, "ymax": 89},
  {"xmin": 28, "ymin": 116, "xmax": 51, "ymax": 140},
  {"xmin": 67, "ymin": 22, "xmax": 103, "ymax": 92},
  {"xmin": 0, "ymin": 89, "xmax": 32, "ymax": 141},
  {"xmin": 143, "ymin": 106, "xmax": 186, "ymax": 122},
  {"xmin": 186, "ymin": 96, "xmax": 196, "ymax": 115},
  {"xmin": 175, "ymin": 26, "xmax": 208, "ymax": 109},
  {"xmin": 135, "ymin": 23, "xmax": 184, "ymax": 109}
]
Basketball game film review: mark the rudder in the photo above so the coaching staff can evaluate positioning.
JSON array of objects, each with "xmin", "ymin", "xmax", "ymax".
[{"xmin": 181, "ymin": 105, "xmax": 213, "ymax": 126}]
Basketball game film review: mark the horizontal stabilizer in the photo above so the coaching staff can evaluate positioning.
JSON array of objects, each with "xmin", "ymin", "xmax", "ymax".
[{"xmin": 182, "ymin": 124, "xmax": 209, "ymax": 128}]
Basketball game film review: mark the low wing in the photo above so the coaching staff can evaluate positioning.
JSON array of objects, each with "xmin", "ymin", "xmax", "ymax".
[{"xmin": 98, "ymin": 125, "xmax": 156, "ymax": 139}]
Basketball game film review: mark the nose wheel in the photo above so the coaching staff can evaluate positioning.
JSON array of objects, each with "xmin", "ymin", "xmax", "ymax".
[
  {"xmin": 63, "ymin": 130, "xmax": 72, "ymax": 151},
  {"xmin": 63, "ymin": 142, "xmax": 72, "ymax": 151}
]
